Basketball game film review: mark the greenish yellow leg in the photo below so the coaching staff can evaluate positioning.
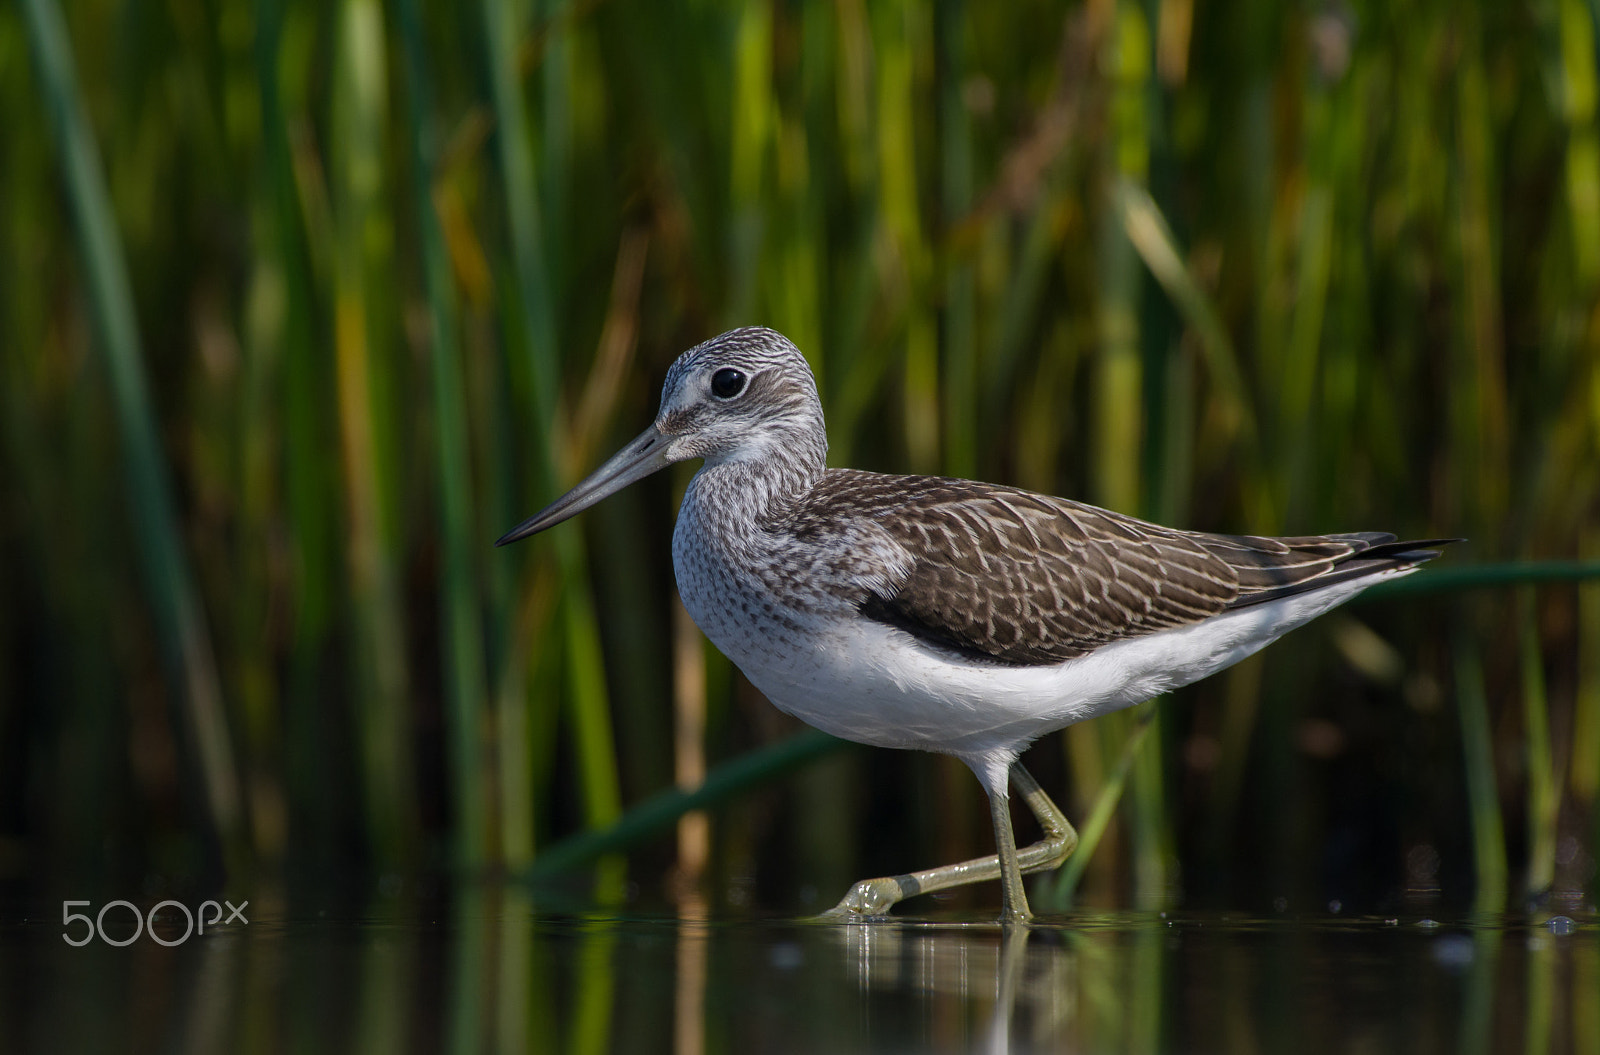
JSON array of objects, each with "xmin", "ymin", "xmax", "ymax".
[{"xmin": 819, "ymin": 763, "xmax": 1079, "ymax": 923}]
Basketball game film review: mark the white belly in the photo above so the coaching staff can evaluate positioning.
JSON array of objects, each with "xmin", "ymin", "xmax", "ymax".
[{"xmin": 685, "ymin": 564, "xmax": 1420, "ymax": 767}]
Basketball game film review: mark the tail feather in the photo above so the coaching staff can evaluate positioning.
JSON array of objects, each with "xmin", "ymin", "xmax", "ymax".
[{"xmin": 1225, "ymin": 538, "xmax": 1461, "ymax": 609}]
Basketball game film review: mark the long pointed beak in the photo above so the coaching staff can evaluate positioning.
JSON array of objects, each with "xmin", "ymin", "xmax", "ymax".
[{"xmin": 495, "ymin": 424, "xmax": 673, "ymax": 546}]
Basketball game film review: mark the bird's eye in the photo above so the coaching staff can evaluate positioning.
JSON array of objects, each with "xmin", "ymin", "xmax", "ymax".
[{"xmin": 710, "ymin": 367, "xmax": 747, "ymax": 399}]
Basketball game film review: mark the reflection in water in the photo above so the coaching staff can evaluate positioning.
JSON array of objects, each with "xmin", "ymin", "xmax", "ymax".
[
  {"xmin": 829, "ymin": 922, "xmax": 1071, "ymax": 1054},
  {"xmin": 2, "ymin": 891, "xmax": 1596, "ymax": 1053},
  {"xmin": 676, "ymin": 915, "xmax": 706, "ymax": 1055}
]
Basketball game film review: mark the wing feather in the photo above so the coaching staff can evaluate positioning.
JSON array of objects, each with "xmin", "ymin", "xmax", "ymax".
[{"xmin": 783, "ymin": 470, "xmax": 1444, "ymax": 667}]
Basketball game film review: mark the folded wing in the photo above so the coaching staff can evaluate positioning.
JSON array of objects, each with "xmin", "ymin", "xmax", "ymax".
[{"xmin": 796, "ymin": 471, "xmax": 1445, "ymax": 666}]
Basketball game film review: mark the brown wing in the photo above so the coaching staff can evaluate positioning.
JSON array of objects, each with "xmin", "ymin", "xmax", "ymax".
[{"xmin": 798, "ymin": 471, "xmax": 1426, "ymax": 666}]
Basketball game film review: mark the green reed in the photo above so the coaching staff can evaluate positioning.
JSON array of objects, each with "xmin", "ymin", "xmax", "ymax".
[
  {"xmin": 396, "ymin": 0, "xmax": 490, "ymax": 868},
  {"xmin": 4, "ymin": 0, "xmax": 1598, "ymax": 920},
  {"xmin": 17, "ymin": 0, "xmax": 242, "ymax": 859}
]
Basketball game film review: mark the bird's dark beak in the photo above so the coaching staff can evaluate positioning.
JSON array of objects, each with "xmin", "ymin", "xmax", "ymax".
[{"xmin": 495, "ymin": 425, "xmax": 673, "ymax": 546}]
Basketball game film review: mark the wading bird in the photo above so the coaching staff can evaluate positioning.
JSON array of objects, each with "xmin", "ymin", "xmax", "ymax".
[{"xmin": 498, "ymin": 327, "xmax": 1450, "ymax": 923}]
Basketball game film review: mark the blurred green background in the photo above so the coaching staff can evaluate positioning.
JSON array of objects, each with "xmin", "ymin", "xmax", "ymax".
[{"xmin": 2, "ymin": 0, "xmax": 1597, "ymax": 917}]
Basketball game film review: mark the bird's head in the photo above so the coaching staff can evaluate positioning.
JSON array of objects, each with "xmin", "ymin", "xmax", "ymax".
[{"xmin": 496, "ymin": 327, "xmax": 825, "ymax": 546}]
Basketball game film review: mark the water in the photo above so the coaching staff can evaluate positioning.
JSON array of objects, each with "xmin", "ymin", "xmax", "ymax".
[{"xmin": 2, "ymin": 890, "xmax": 1594, "ymax": 1053}]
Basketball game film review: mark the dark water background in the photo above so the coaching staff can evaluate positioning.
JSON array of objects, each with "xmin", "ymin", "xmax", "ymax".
[{"xmin": 3, "ymin": 885, "xmax": 1593, "ymax": 1054}]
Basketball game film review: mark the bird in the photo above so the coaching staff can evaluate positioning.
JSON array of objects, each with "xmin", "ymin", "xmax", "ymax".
[{"xmin": 496, "ymin": 326, "xmax": 1452, "ymax": 924}]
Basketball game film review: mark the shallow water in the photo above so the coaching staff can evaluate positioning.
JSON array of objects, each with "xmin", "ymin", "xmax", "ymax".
[{"xmin": 2, "ymin": 890, "xmax": 1595, "ymax": 1053}]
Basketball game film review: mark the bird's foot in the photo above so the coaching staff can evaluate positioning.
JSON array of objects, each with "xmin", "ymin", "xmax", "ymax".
[{"xmin": 813, "ymin": 875, "xmax": 918, "ymax": 920}]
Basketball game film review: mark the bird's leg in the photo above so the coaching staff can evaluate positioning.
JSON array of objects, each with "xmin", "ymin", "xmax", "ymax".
[
  {"xmin": 818, "ymin": 763, "xmax": 1078, "ymax": 922},
  {"xmin": 990, "ymin": 783, "xmax": 1031, "ymax": 922},
  {"xmin": 1008, "ymin": 764, "xmax": 1078, "ymax": 875}
]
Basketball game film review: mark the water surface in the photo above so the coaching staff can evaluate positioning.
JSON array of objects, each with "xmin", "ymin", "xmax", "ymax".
[{"xmin": 3, "ymin": 891, "xmax": 1593, "ymax": 1053}]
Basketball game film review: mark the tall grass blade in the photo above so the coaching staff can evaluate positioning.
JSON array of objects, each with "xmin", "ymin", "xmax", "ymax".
[
  {"xmin": 254, "ymin": 0, "xmax": 344, "ymax": 864},
  {"xmin": 727, "ymin": 0, "xmax": 773, "ymax": 325},
  {"xmin": 1453, "ymin": 634, "xmax": 1509, "ymax": 912},
  {"xmin": 938, "ymin": 0, "xmax": 976, "ymax": 479},
  {"xmin": 1097, "ymin": 2, "xmax": 1172, "ymax": 905},
  {"xmin": 1116, "ymin": 180, "xmax": 1256, "ymax": 449},
  {"xmin": 1044, "ymin": 705, "xmax": 1158, "ymax": 909},
  {"xmin": 1519, "ymin": 590, "xmax": 1558, "ymax": 897},
  {"xmin": 331, "ymin": 0, "xmax": 414, "ymax": 865},
  {"xmin": 1571, "ymin": 531, "xmax": 1600, "ymax": 806},
  {"xmin": 396, "ymin": 0, "xmax": 491, "ymax": 868},
  {"xmin": 1560, "ymin": 0, "xmax": 1600, "ymax": 286},
  {"xmin": 479, "ymin": 0, "xmax": 622, "ymax": 878},
  {"xmin": 1452, "ymin": 24, "xmax": 1511, "ymax": 537},
  {"xmin": 18, "ymin": 0, "xmax": 242, "ymax": 851},
  {"xmin": 874, "ymin": 0, "xmax": 939, "ymax": 472}
]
